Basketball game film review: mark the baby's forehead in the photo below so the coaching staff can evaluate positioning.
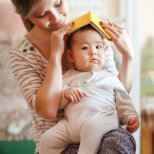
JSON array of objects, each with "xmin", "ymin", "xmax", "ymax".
[
  {"xmin": 74, "ymin": 27, "xmax": 99, "ymax": 35},
  {"xmin": 67, "ymin": 26, "xmax": 110, "ymax": 49},
  {"xmin": 71, "ymin": 28, "xmax": 105, "ymax": 42}
]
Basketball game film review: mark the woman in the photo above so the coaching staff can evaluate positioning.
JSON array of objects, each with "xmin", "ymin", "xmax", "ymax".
[{"xmin": 9, "ymin": 0, "xmax": 136, "ymax": 153}]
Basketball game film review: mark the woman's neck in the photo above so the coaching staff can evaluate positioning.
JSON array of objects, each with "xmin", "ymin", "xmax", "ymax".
[
  {"xmin": 26, "ymin": 27, "xmax": 51, "ymax": 60},
  {"xmin": 27, "ymin": 27, "xmax": 51, "ymax": 43}
]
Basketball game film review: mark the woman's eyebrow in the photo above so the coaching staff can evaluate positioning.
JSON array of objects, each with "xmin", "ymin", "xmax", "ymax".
[
  {"xmin": 33, "ymin": 0, "xmax": 58, "ymax": 15},
  {"xmin": 32, "ymin": 7, "xmax": 45, "ymax": 15}
]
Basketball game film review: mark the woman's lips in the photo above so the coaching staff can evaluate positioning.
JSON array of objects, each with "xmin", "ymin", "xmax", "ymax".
[{"xmin": 50, "ymin": 19, "xmax": 65, "ymax": 28}]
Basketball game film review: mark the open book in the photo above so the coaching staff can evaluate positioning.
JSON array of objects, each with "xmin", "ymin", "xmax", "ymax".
[{"xmin": 68, "ymin": 11, "xmax": 111, "ymax": 39}]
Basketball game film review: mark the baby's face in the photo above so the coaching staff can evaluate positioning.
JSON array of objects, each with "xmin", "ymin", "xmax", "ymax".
[{"xmin": 69, "ymin": 29, "xmax": 107, "ymax": 72}]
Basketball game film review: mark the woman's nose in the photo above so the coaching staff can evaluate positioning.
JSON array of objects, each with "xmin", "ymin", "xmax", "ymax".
[{"xmin": 48, "ymin": 10, "xmax": 59, "ymax": 22}]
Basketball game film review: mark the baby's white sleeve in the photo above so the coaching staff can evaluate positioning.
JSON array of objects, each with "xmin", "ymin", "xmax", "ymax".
[{"xmin": 114, "ymin": 79, "xmax": 138, "ymax": 124}]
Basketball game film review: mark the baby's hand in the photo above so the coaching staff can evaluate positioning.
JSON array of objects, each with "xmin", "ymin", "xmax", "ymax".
[
  {"xmin": 126, "ymin": 117, "xmax": 139, "ymax": 133},
  {"xmin": 63, "ymin": 87, "xmax": 83, "ymax": 103}
]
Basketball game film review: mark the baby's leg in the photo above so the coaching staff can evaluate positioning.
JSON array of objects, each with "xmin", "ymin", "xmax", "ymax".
[
  {"xmin": 39, "ymin": 120, "xmax": 72, "ymax": 154},
  {"xmin": 78, "ymin": 111, "xmax": 119, "ymax": 154}
]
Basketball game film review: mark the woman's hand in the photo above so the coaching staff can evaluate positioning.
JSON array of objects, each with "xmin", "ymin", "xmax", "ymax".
[
  {"xmin": 100, "ymin": 21, "xmax": 135, "ymax": 92},
  {"xmin": 49, "ymin": 22, "xmax": 75, "ymax": 58},
  {"xmin": 100, "ymin": 22, "xmax": 134, "ymax": 59},
  {"xmin": 63, "ymin": 87, "xmax": 83, "ymax": 103}
]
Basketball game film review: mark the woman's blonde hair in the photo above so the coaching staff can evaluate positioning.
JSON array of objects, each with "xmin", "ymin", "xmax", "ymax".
[{"xmin": 11, "ymin": 0, "xmax": 41, "ymax": 31}]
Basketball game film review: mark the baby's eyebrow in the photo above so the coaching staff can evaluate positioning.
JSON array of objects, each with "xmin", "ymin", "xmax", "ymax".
[
  {"xmin": 96, "ymin": 41, "xmax": 104, "ymax": 44},
  {"xmin": 78, "ymin": 42, "xmax": 88, "ymax": 45}
]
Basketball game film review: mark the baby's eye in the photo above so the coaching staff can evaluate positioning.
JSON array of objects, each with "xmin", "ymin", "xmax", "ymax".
[
  {"xmin": 82, "ymin": 46, "xmax": 88, "ymax": 50},
  {"xmin": 96, "ymin": 45, "xmax": 102, "ymax": 49}
]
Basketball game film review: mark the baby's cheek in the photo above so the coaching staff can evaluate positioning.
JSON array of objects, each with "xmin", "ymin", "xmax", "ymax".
[{"xmin": 101, "ymin": 56, "xmax": 106, "ymax": 66}]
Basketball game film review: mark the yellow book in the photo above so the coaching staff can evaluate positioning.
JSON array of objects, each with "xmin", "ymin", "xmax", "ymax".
[{"xmin": 68, "ymin": 11, "xmax": 111, "ymax": 39}]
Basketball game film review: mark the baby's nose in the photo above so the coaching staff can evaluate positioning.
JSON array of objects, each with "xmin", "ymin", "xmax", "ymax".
[{"xmin": 90, "ymin": 52, "xmax": 97, "ymax": 56}]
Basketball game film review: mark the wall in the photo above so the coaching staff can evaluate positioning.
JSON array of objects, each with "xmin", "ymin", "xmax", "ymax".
[
  {"xmin": 102, "ymin": 0, "xmax": 119, "ymax": 18},
  {"xmin": 140, "ymin": 0, "xmax": 154, "ymax": 49}
]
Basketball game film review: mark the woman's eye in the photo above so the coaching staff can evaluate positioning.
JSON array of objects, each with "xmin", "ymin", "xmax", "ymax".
[
  {"xmin": 36, "ymin": 13, "xmax": 46, "ymax": 18},
  {"xmin": 82, "ymin": 47, "xmax": 88, "ymax": 50}
]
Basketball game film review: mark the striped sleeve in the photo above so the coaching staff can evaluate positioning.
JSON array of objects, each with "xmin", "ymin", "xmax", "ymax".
[{"xmin": 9, "ymin": 48, "xmax": 42, "ymax": 115}]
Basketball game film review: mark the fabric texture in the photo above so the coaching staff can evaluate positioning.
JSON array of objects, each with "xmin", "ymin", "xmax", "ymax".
[
  {"xmin": 62, "ymin": 69, "xmax": 138, "ymax": 124},
  {"xmin": 40, "ymin": 68, "xmax": 138, "ymax": 153},
  {"xmin": 62, "ymin": 127, "xmax": 136, "ymax": 154},
  {"xmin": 39, "ymin": 111, "xmax": 119, "ymax": 154}
]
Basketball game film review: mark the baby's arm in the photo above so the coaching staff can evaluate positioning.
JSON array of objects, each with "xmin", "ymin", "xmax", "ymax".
[
  {"xmin": 63, "ymin": 87, "xmax": 83, "ymax": 103},
  {"xmin": 126, "ymin": 117, "xmax": 139, "ymax": 133},
  {"xmin": 114, "ymin": 77, "xmax": 139, "ymax": 133}
]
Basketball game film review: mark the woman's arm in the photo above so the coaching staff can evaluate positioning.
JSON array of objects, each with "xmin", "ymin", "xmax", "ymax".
[
  {"xmin": 36, "ymin": 23, "xmax": 74, "ymax": 119},
  {"xmin": 100, "ymin": 22, "xmax": 135, "ymax": 92},
  {"xmin": 36, "ymin": 53, "xmax": 63, "ymax": 119},
  {"xmin": 118, "ymin": 51, "xmax": 134, "ymax": 93}
]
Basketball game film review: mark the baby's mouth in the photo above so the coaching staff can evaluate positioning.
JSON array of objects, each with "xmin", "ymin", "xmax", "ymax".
[{"xmin": 90, "ymin": 58, "xmax": 99, "ymax": 63}]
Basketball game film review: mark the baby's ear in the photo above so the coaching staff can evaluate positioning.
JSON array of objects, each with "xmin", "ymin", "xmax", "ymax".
[{"xmin": 66, "ymin": 49, "xmax": 74, "ymax": 63}]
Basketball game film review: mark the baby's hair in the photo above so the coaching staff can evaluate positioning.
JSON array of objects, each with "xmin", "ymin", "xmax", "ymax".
[{"xmin": 66, "ymin": 25, "xmax": 110, "ymax": 51}]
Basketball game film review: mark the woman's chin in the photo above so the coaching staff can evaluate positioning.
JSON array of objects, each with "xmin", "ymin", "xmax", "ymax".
[{"xmin": 48, "ymin": 20, "xmax": 67, "ymax": 31}]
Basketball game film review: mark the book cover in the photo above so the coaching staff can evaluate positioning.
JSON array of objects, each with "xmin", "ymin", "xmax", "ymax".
[{"xmin": 68, "ymin": 11, "xmax": 111, "ymax": 39}]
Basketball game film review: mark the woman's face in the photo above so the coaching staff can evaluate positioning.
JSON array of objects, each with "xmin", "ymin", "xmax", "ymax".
[{"xmin": 28, "ymin": 0, "xmax": 69, "ymax": 31}]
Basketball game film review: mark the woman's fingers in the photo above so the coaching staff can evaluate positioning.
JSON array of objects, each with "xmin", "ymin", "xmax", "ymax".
[
  {"xmin": 101, "ymin": 24, "xmax": 121, "ymax": 41},
  {"xmin": 111, "ymin": 22, "xmax": 123, "ymax": 30},
  {"xmin": 103, "ymin": 28, "xmax": 119, "ymax": 40},
  {"xmin": 56, "ymin": 22, "xmax": 75, "ymax": 37},
  {"xmin": 100, "ymin": 20, "xmax": 123, "ymax": 30},
  {"xmin": 50, "ymin": 22, "xmax": 75, "ymax": 55},
  {"xmin": 50, "ymin": 22, "xmax": 74, "ymax": 42}
]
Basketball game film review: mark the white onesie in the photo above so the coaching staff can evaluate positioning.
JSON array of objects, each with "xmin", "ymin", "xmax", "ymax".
[{"xmin": 39, "ymin": 68, "xmax": 138, "ymax": 154}]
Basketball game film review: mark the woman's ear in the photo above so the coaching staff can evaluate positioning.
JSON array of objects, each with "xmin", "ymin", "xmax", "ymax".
[{"xmin": 66, "ymin": 49, "xmax": 74, "ymax": 63}]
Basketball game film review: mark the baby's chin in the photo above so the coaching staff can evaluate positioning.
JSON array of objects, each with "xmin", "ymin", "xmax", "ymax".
[
  {"xmin": 76, "ymin": 64, "xmax": 103, "ymax": 72},
  {"xmin": 87, "ymin": 65, "xmax": 102, "ymax": 72}
]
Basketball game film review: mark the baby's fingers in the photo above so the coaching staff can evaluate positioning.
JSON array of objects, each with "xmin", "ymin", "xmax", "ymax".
[
  {"xmin": 72, "ymin": 89, "xmax": 82, "ymax": 103},
  {"xmin": 76, "ymin": 89, "xmax": 84, "ymax": 97},
  {"xmin": 126, "ymin": 126, "xmax": 136, "ymax": 133},
  {"xmin": 126, "ymin": 122, "xmax": 139, "ymax": 133},
  {"xmin": 66, "ymin": 95, "xmax": 75, "ymax": 103}
]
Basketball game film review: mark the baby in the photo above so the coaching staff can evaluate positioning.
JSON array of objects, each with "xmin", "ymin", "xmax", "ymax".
[{"xmin": 39, "ymin": 25, "xmax": 139, "ymax": 154}]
